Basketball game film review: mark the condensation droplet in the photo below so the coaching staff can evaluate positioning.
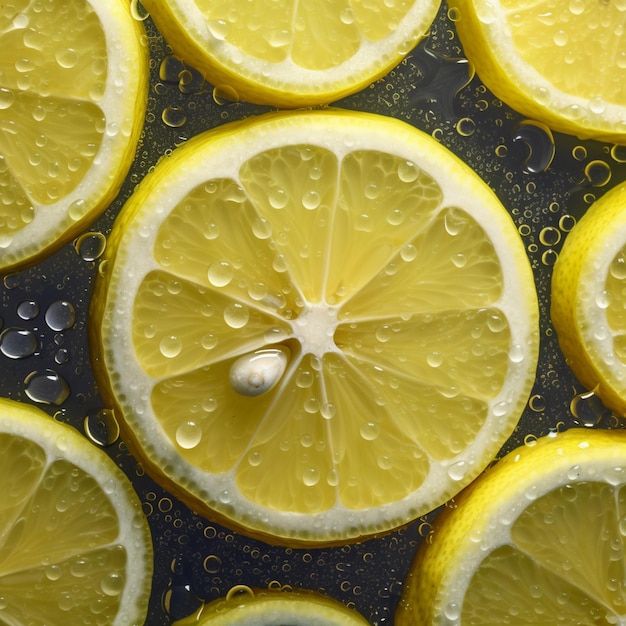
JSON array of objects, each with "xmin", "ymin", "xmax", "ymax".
[
  {"xmin": 0, "ymin": 328, "xmax": 37, "ymax": 358},
  {"xmin": 16, "ymin": 300, "xmax": 39, "ymax": 320},
  {"xmin": 223, "ymin": 303, "xmax": 250, "ymax": 329},
  {"xmin": 73, "ymin": 231, "xmax": 106, "ymax": 262},
  {"xmin": 45, "ymin": 301, "xmax": 75, "ymax": 332},
  {"xmin": 160, "ymin": 335, "xmax": 182, "ymax": 358},
  {"xmin": 84, "ymin": 409, "xmax": 120, "ymax": 446},
  {"xmin": 207, "ymin": 261, "xmax": 234, "ymax": 287},
  {"xmin": 176, "ymin": 421, "xmax": 202, "ymax": 449},
  {"xmin": 24, "ymin": 369, "xmax": 70, "ymax": 405}
]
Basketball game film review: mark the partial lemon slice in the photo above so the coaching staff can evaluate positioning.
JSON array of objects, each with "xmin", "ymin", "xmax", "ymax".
[
  {"xmin": 0, "ymin": 0, "xmax": 147, "ymax": 273},
  {"xmin": 140, "ymin": 0, "xmax": 441, "ymax": 107},
  {"xmin": 396, "ymin": 428, "xmax": 626, "ymax": 625},
  {"xmin": 90, "ymin": 109, "xmax": 539, "ymax": 545},
  {"xmin": 0, "ymin": 397, "xmax": 152, "ymax": 625},
  {"xmin": 173, "ymin": 586, "xmax": 370, "ymax": 626},
  {"xmin": 552, "ymin": 182, "xmax": 626, "ymax": 417},
  {"xmin": 450, "ymin": 0, "xmax": 626, "ymax": 142}
]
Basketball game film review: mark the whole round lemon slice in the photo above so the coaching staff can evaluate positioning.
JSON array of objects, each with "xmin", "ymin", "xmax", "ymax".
[
  {"xmin": 90, "ymin": 109, "xmax": 539, "ymax": 545},
  {"xmin": 450, "ymin": 0, "xmax": 626, "ymax": 142},
  {"xmin": 396, "ymin": 428, "xmax": 626, "ymax": 625},
  {"xmin": 0, "ymin": 397, "xmax": 152, "ymax": 625},
  {"xmin": 0, "ymin": 0, "xmax": 147, "ymax": 273},
  {"xmin": 552, "ymin": 182, "xmax": 626, "ymax": 417},
  {"xmin": 173, "ymin": 586, "xmax": 370, "ymax": 625},
  {"xmin": 140, "ymin": 0, "xmax": 441, "ymax": 107}
]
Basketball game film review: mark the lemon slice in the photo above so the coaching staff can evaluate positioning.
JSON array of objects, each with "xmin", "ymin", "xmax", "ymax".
[
  {"xmin": 173, "ymin": 586, "xmax": 370, "ymax": 625},
  {"xmin": 0, "ymin": 397, "xmax": 152, "ymax": 625},
  {"xmin": 90, "ymin": 109, "xmax": 539, "ymax": 545},
  {"xmin": 396, "ymin": 428, "xmax": 626, "ymax": 625},
  {"xmin": 552, "ymin": 182, "xmax": 626, "ymax": 417},
  {"xmin": 450, "ymin": 0, "xmax": 626, "ymax": 142},
  {"xmin": 0, "ymin": 0, "xmax": 147, "ymax": 273},
  {"xmin": 140, "ymin": 0, "xmax": 441, "ymax": 107}
]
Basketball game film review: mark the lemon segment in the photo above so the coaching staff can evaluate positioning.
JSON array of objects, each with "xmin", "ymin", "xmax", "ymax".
[
  {"xmin": 396, "ymin": 429, "xmax": 626, "ymax": 625},
  {"xmin": 140, "ymin": 0, "xmax": 441, "ymax": 107},
  {"xmin": 552, "ymin": 182, "xmax": 626, "ymax": 416},
  {"xmin": 0, "ymin": 397, "xmax": 152, "ymax": 625},
  {"xmin": 450, "ymin": 0, "xmax": 626, "ymax": 142},
  {"xmin": 0, "ymin": 0, "xmax": 147, "ymax": 273},
  {"xmin": 91, "ymin": 109, "xmax": 538, "ymax": 545},
  {"xmin": 173, "ymin": 586, "xmax": 371, "ymax": 626}
]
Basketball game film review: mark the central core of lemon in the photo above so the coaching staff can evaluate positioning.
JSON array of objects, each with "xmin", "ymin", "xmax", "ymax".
[{"xmin": 293, "ymin": 303, "xmax": 340, "ymax": 355}]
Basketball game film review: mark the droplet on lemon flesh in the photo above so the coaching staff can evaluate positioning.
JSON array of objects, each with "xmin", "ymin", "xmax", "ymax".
[{"xmin": 91, "ymin": 109, "xmax": 539, "ymax": 545}]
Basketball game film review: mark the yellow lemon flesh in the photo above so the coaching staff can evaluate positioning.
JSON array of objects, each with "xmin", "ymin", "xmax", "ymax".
[
  {"xmin": 0, "ymin": 0, "xmax": 147, "ymax": 273},
  {"xmin": 173, "ymin": 586, "xmax": 370, "ymax": 626},
  {"xmin": 397, "ymin": 428, "xmax": 626, "ymax": 625},
  {"xmin": 450, "ymin": 0, "xmax": 626, "ymax": 142},
  {"xmin": 552, "ymin": 182, "xmax": 626, "ymax": 417},
  {"xmin": 0, "ymin": 397, "xmax": 152, "ymax": 625},
  {"xmin": 140, "ymin": 0, "xmax": 441, "ymax": 107},
  {"xmin": 90, "ymin": 109, "xmax": 539, "ymax": 545}
]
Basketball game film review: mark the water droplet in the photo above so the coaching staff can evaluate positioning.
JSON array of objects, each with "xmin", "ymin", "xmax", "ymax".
[
  {"xmin": 610, "ymin": 252, "xmax": 626, "ymax": 280},
  {"xmin": 252, "ymin": 216, "xmax": 272, "ymax": 239},
  {"xmin": 161, "ymin": 104, "xmax": 187, "ymax": 128},
  {"xmin": 203, "ymin": 555, "xmax": 223, "ymax": 574},
  {"xmin": 447, "ymin": 460, "xmax": 467, "ymax": 481},
  {"xmin": 101, "ymin": 573, "xmax": 124, "ymax": 597},
  {"xmin": 223, "ymin": 303, "xmax": 249, "ymax": 328},
  {"xmin": 44, "ymin": 301, "xmax": 75, "ymax": 331},
  {"xmin": 207, "ymin": 260, "xmax": 234, "ymax": 287},
  {"xmin": 584, "ymin": 160, "xmax": 612, "ymax": 187},
  {"xmin": 229, "ymin": 346, "xmax": 289, "ymax": 396},
  {"xmin": 539, "ymin": 226, "xmax": 561, "ymax": 246},
  {"xmin": 160, "ymin": 335, "xmax": 182, "ymax": 358},
  {"xmin": 302, "ymin": 190, "xmax": 321, "ymax": 210},
  {"xmin": 176, "ymin": 421, "xmax": 202, "ymax": 449},
  {"xmin": 455, "ymin": 117, "xmax": 476, "ymax": 136},
  {"xmin": 269, "ymin": 187, "xmax": 288, "ymax": 209},
  {"xmin": 0, "ymin": 328, "xmax": 37, "ymax": 358},
  {"xmin": 16, "ymin": 300, "xmax": 39, "ymax": 320},
  {"xmin": 303, "ymin": 467, "xmax": 320, "ymax": 486},
  {"xmin": 570, "ymin": 389, "xmax": 609, "ymax": 427},
  {"xmin": 73, "ymin": 231, "xmax": 106, "ymax": 262},
  {"xmin": 512, "ymin": 120, "xmax": 555, "ymax": 173},
  {"xmin": 84, "ymin": 409, "xmax": 120, "ymax": 446},
  {"xmin": 55, "ymin": 47, "xmax": 78, "ymax": 68},
  {"xmin": 0, "ymin": 87, "xmax": 15, "ymax": 110},
  {"xmin": 360, "ymin": 422, "xmax": 380, "ymax": 440},
  {"xmin": 24, "ymin": 369, "xmax": 70, "ymax": 405},
  {"xmin": 398, "ymin": 160, "xmax": 419, "ymax": 182}
]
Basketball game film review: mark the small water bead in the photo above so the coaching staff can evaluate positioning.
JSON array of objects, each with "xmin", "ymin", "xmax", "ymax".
[
  {"xmin": 269, "ymin": 187, "xmax": 288, "ymax": 209},
  {"xmin": 570, "ymin": 389, "xmax": 609, "ymax": 427},
  {"xmin": 447, "ymin": 460, "xmax": 467, "ymax": 481},
  {"xmin": 539, "ymin": 226, "xmax": 561, "ymax": 246},
  {"xmin": 45, "ymin": 300, "xmax": 75, "ymax": 331},
  {"xmin": 176, "ymin": 421, "xmax": 202, "ymax": 449},
  {"xmin": 558, "ymin": 214, "xmax": 576, "ymax": 232},
  {"xmin": 223, "ymin": 303, "xmax": 249, "ymax": 328},
  {"xmin": 161, "ymin": 104, "xmax": 187, "ymax": 128},
  {"xmin": 24, "ymin": 369, "xmax": 70, "ymax": 405},
  {"xmin": 0, "ymin": 328, "xmax": 37, "ymax": 358},
  {"xmin": 541, "ymin": 249, "xmax": 558, "ymax": 266},
  {"xmin": 528, "ymin": 394, "xmax": 546, "ymax": 412},
  {"xmin": 584, "ymin": 160, "xmax": 612, "ymax": 187},
  {"xmin": 455, "ymin": 117, "xmax": 476, "ymax": 136},
  {"xmin": 302, "ymin": 467, "xmax": 320, "ymax": 487},
  {"xmin": 84, "ymin": 409, "xmax": 120, "ymax": 446},
  {"xmin": 302, "ymin": 190, "xmax": 321, "ymax": 210},
  {"xmin": 160, "ymin": 335, "xmax": 182, "ymax": 358},
  {"xmin": 360, "ymin": 422, "xmax": 380, "ymax": 440},
  {"xmin": 610, "ymin": 251, "xmax": 626, "ymax": 280},
  {"xmin": 397, "ymin": 160, "xmax": 419, "ymax": 183},
  {"xmin": 252, "ymin": 216, "xmax": 272, "ymax": 239},
  {"xmin": 208, "ymin": 260, "xmax": 234, "ymax": 287},
  {"xmin": 73, "ymin": 231, "xmax": 106, "ymax": 261},
  {"xmin": 101, "ymin": 573, "xmax": 124, "ymax": 597},
  {"xmin": 400, "ymin": 244, "xmax": 417, "ymax": 262}
]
